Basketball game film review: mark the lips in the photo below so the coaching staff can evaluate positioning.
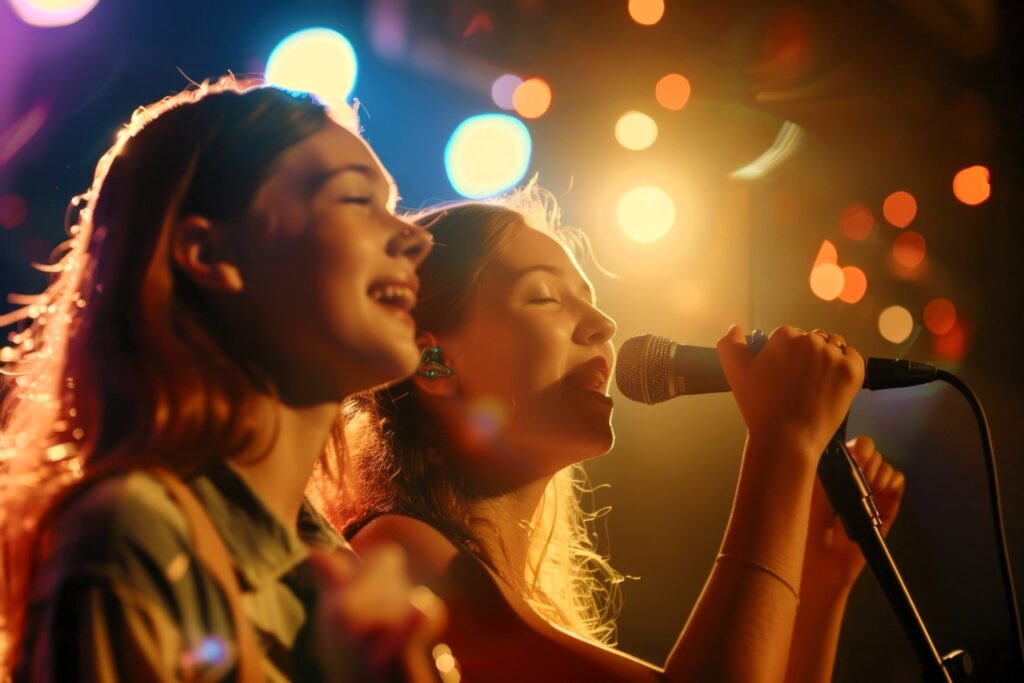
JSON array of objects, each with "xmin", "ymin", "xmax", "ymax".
[{"xmin": 564, "ymin": 356, "xmax": 611, "ymax": 395}]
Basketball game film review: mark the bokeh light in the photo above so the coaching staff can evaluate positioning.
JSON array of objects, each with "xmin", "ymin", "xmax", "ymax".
[
  {"xmin": 810, "ymin": 263, "xmax": 844, "ymax": 301},
  {"xmin": 933, "ymin": 320, "xmax": 968, "ymax": 362},
  {"xmin": 839, "ymin": 202, "xmax": 874, "ymax": 240},
  {"xmin": 655, "ymin": 73, "xmax": 691, "ymax": 110},
  {"xmin": 445, "ymin": 114, "xmax": 532, "ymax": 199},
  {"xmin": 617, "ymin": 185, "xmax": 676, "ymax": 243},
  {"xmin": 892, "ymin": 230, "xmax": 926, "ymax": 268},
  {"xmin": 813, "ymin": 239, "xmax": 838, "ymax": 267},
  {"xmin": 615, "ymin": 111, "xmax": 658, "ymax": 151},
  {"xmin": 628, "ymin": 0, "xmax": 665, "ymax": 25},
  {"xmin": 879, "ymin": 305, "xmax": 914, "ymax": 344},
  {"xmin": 512, "ymin": 77, "xmax": 552, "ymax": 119},
  {"xmin": 9, "ymin": 0, "xmax": 99, "ymax": 27},
  {"xmin": 952, "ymin": 165, "xmax": 991, "ymax": 205},
  {"xmin": 838, "ymin": 265, "xmax": 867, "ymax": 303},
  {"xmin": 491, "ymin": 74, "xmax": 523, "ymax": 110},
  {"xmin": 265, "ymin": 28, "xmax": 358, "ymax": 112},
  {"xmin": 0, "ymin": 194, "xmax": 28, "ymax": 229},
  {"xmin": 882, "ymin": 190, "xmax": 917, "ymax": 228},
  {"xmin": 923, "ymin": 298, "xmax": 957, "ymax": 335}
]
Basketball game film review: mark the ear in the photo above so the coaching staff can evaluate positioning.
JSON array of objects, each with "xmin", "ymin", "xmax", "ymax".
[
  {"xmin": 412, "ymin": 332, "xmax": 459, "ymax": 398},
  {"xmin": 171, "ymin": 215, "xmax": 244, "ymax": 293}
]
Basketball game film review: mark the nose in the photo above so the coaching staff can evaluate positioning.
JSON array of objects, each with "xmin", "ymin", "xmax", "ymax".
[
  {"xmin": 386, "ymin": 218, "xmax": 434, "ymax": 267},
  {"xmin": 574, "ymin": 302, "xmax": 617, "ymax": 347}
]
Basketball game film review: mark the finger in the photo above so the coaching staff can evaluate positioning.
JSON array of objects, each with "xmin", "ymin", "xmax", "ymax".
[
  {"xmin": 839, "ymin": 344, "xmax": 866, "ymax": 387},
  {"xmin": 717, "ymin": 325, "xmax": 752, "ymax": 385},
  {"xmin": 875, "ymin": 463, "xmax": 896, "ymax": 492},
  {"xmin": 846, "ymin": 435, "xmax": 876, "ymax": 460}
]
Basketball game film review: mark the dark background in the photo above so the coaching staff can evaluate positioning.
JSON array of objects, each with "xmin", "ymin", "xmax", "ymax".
[{"xmin": 2, "ymin": 1, "xmax": 1021, "ymax": 680}]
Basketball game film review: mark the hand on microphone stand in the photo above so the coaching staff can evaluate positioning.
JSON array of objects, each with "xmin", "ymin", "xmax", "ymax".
[{"xmin": 785, "ymin": 436, "xmax": 906, "ymax": 683}]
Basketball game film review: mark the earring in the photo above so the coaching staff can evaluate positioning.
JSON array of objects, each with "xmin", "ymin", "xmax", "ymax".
[{"xmin": 417, "ymin": 345, "xmax": 454, "ymax": 378}]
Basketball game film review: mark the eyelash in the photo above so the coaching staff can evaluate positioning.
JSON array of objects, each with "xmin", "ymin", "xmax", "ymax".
[
  {"xmin": 340, "ymin": 197, "xmax": 371, "ymax": 205},
  {"xmin": 529, "ymin": 297, "xmax": 560, "ymax": 305}
]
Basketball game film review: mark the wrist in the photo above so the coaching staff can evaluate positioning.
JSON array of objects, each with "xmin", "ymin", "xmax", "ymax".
[{"xmin": 745, "ymin": 429, "xmax": 822, "ymax": 470}]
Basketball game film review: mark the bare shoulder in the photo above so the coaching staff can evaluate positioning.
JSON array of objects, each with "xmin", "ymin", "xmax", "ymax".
[{"xmin": 348, "ymin": 514, "xmax": 460, "ymax": 584}]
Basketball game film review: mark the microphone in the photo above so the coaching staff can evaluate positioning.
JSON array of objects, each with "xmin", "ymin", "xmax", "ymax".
[{"xmin": 615, "ymin": 332, "xmax": 939, "ymax": 404}]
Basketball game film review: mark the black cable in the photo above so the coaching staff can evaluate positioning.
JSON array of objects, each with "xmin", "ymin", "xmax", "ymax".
[{"xmin": 936, "ymin": 369, "xmax": 1024, "ymax": 670}]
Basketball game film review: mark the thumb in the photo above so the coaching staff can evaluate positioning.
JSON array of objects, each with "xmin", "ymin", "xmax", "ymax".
[{"xmin": 716, "ymin": 325, "xmax": 752, "ymax": 392}]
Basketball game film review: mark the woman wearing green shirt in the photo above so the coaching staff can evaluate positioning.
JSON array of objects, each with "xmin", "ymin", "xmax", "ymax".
[{"xmin": 1, "ymin": 77, "xmax": 440, "ymax": 681}]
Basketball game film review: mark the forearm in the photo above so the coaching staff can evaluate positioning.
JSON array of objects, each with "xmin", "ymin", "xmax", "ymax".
[
  {"xmin": 784, "ymin": 582, "xmax": 852, "ymax": 683},
  {"xmin": 663, "ymin": 435, "xmax": 818, "ymax": 683}
]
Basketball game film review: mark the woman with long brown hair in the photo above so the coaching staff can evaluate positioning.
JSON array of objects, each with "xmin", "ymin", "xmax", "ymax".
[
  {"xmin": 332, "ymin": 187, "xmax": 905, "ymax": 681},
  {"xmin": 0, "ymin": 77, "xmax": 441, "ymax": 681}
]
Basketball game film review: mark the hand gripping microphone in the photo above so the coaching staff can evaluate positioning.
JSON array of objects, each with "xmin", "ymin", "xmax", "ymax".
[{"xmin": 615, "ymin": 331, "xmax": 939, "ymax": 405}]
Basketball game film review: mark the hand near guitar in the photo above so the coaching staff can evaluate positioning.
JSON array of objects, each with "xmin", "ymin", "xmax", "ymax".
[{"xmin": 310, "ymin": 544, "xmax": 451, "ymax": 682}]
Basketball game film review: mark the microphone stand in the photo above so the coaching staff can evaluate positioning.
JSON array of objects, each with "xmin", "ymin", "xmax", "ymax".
[{"xmin": 817, "ymin": 420, "xmax": 972, "ymax": 682}]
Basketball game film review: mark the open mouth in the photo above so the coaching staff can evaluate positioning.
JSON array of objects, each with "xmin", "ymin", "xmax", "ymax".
[
  {"xmin": 564, "ymin": 356, "xmax": 612, "ymax": 396},
  {"xmin": 368, "ymin": 277, "xmax": 419, "ymax": 315}
]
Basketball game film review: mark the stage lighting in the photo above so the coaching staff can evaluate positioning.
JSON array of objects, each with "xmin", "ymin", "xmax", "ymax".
[
  {"xmin": 615, "ymin": 111, "xmax": 658, "ymax": 151},
  {"xmin": 9, "ymin": 0, "xmax": 99, "ymax": 27},
  {"xmin": 892, "ymin": 230, "xmax": 926, "ymax": 269},
  {"xmin": 882, "ymin": 190, "xmax": 917, "ymax": 228},
  {"xmin": 810, "ymin": 263, "xmax": 844, "ymax": 301},
  {"xmin": 924, "ymin": 298, "xmax": 957, "ymax": 335},
  {"xmin": 617, "ymin": 185, "xmax": 675, "ymax": 243},
  {"xmin": 445, "ymin": 114, "xmax": 532, "ymax": 199},
  {"xmin": 655, "ymin": 73, "xmax": 691, "ymax": 110},
  {"xmin": 491, "ymin": 74, "xmax": 522, "ymax": 110},
  {"xmin": 512, "ymin": 78, "xmax": 552, "ymax": 119},
  {"xmin": 838, "ymin": 266, "xmax": 867, "ymax": 304},
  {"xmin": 953, "ymin": 165, "xmax": 990, "ymax": 206},
  {"xmin": 628, "ymin": 0, "xmax": 664, "ymax": 26},
  {"xmin": 879, "ymin": 305, "xmax": 914, "ymax": 344},
  {"xmin": 265, "ymin": 28, "xmax": 358, "ymax": 113}
]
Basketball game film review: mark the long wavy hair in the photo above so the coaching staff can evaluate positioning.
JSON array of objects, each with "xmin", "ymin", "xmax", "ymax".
[
  {"xmin": 316, "ymin": 185, "xmax": 623, "ymax": 644},
  {"xmin": 0, "ymin": 77, "xmax": 333, "ymax": 670}
]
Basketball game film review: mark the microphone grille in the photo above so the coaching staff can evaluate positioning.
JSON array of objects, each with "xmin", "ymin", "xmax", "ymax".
[{"xmin": 615, "ymin": 334, "xmax": 674, "ymax": 405}]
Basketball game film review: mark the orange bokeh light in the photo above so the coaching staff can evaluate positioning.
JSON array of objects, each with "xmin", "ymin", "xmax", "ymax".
[
  {"xmin": 656, "ymin": 73, "xmax": 691, "ymax": 110},
  {"xmin": 953, "ymin": 165, "xmax": 991, "ymax": 206},
  {"xmin": 933, "ymin": 320, "xmax": 968, "ymax": 362},
  {"xmin": 512, "ymin": 78, "xmax": 552, "ymax": 119},
  {"xmin": 838, "ymin": 266, "xmax": 867, "ymax": 304},
  {"xmin": 839, "ymin": 202, "xmax": 874, "ymax": 240},
  {"xmin": 892, "ymin": 230, "xmax": 926, "ymax": 268},
  {"xmin": 810, "ymin": 263, "xmax": 844, "ymax": 301},
  {"xmin": 923, "ymin": 298, "xmax": 957, "ymax": 335},
  {"xmin": 813, "ymin": 239, "xmax": 838, "ymax": 267},
  {"xmin": 883, "ymin": 190, "xmax": 917, "ymax": 228},
  {"xmin": 628, "ymin": 0, "xmax": 665, "ymax": 25}
]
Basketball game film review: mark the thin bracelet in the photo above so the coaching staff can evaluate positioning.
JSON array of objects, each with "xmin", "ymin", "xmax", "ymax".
[{"xmin": 716, "ymin": 553, "xmax": 800, "ymax": 603}]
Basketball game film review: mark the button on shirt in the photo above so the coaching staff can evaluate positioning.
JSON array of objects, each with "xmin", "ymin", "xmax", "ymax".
[{"xmin": 18, "ymin": 463, "xmax": 346, "ymax": 682}]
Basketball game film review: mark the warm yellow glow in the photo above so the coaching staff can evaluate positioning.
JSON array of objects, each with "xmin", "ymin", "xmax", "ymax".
[
  {"xmin": 882, "ymin": 190, "xmax": 917, "ymax": 228},
  {"xmin": 656, "ymin": 73, "xmax": 691, "ymax": 110},
  {"xmin": 444, "ymin": 115, "xmax": 531, "ymax": 199},
  {"xmin": 838, "ymin": 266, "xmax": 867, "ymax": 304},
  {"xmin": 617, "ymin": 186, "xmax": 676, "ymax": 243},
  {"xmin": 615, "ymin": 111, "xmax": 658, "ymax": 151},
  {"xmin": 924, "ymin": 298, "xmax": 957, "ymax": 335},
  {"xmin": 892, "ymin": 230, "xmax": 926, "ymax": 269},
  {"xmin": 628, "ymin": 0, "xmax": 665, "ymax": 25},
  {"xmin": 265, "ymin": 28, "xmax": 358, "ymax": 112},
  {"xmin": 879, "ymin": 305, "xmax": 914, "ymax": 344},
  {"xmin": 809, "ymin": 263, "xmax": 844, "ymax": 301},
  {"xmin": 953, "ymin": 165, "xmax": 990, "ymax": 205},
  {"xmin": 512, "ymin": 78, "xmax": 552, "ymax": 119}
]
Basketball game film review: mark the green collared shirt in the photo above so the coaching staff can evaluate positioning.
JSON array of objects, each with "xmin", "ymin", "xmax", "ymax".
[{"xmin": 18, "ymin": 463, "xmax": 345, "ymax": 682}]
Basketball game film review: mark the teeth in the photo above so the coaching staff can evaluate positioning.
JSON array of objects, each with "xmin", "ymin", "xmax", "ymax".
[{"xmin": 370, "ymin": 284, "xmax": 415, "ymax": 307}]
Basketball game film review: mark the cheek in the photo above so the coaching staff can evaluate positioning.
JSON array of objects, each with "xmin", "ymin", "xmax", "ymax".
[{"xmin": 457, "ymin": 311, "xmax": 569, "ymax": 398}]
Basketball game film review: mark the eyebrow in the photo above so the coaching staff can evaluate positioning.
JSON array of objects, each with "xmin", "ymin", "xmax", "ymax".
[{"xmin": 514, "ymin": 264, "xmax": 595, "ymax": 303}]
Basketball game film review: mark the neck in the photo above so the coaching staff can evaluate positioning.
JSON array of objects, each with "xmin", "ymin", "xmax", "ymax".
[
  {"xmin": 229, "ymin": 394, "xmax": 340, "ymax": 528},
  {"xmin": 466, "ymin": 475, "xmax": 552, "ymax": 588}
]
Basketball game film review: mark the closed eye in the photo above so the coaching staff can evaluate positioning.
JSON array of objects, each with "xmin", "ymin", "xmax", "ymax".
[
  {"xmin": 529, "ymin": 298, "xmax": 561, "ymax": 305},
  {"xmin": 339, "ymin": 197, "xmax": 371, "ymax": 205}
]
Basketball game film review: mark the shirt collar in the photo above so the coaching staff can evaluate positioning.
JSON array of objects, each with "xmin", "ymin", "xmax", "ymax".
[{"xmin": 187, "ymin": 461, "xmax": 344, "ymax": 588}]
